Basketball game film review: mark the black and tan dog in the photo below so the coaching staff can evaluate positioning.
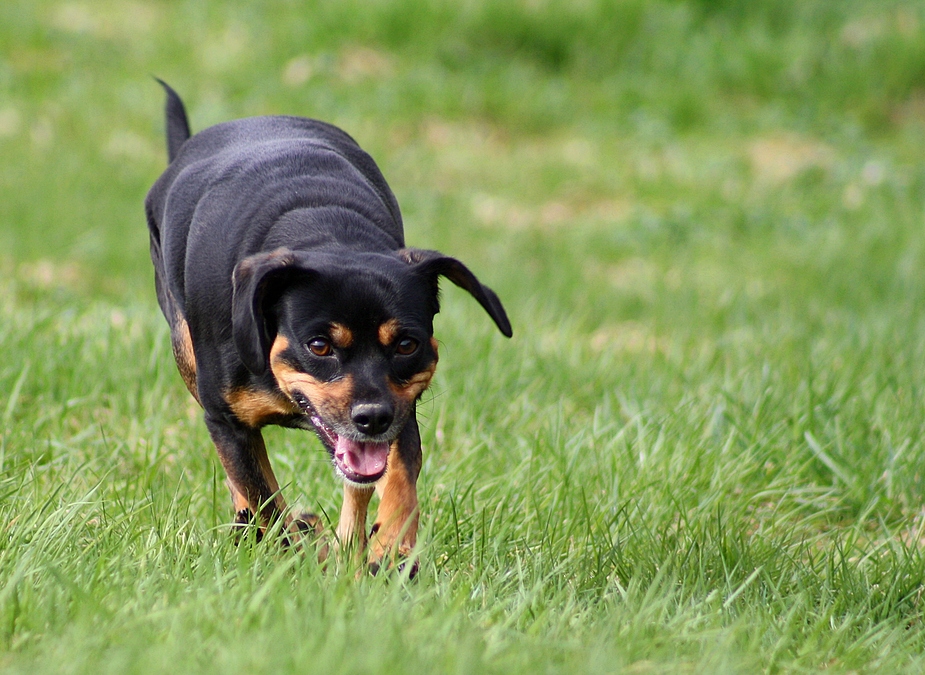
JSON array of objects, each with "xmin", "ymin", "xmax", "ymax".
[{"xmin": 145, "ymin": 82, "xmax": 511, "ymax": 570}]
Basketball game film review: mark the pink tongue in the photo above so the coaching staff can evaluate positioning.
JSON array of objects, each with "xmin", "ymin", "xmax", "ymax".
[{"xmin": 334, "ymin": 436, "xmax": 389, "ymax": 477}]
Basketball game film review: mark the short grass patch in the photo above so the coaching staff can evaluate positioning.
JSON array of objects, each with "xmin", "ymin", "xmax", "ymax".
[{"xmin": 3, "ymin": 0, "xmax": 925, "ymax": 672}]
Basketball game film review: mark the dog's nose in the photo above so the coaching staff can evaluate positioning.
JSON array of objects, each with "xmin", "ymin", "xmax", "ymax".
[{"xmin": 351, "ymin": 402, "xmax": 394, "ymax": 436}]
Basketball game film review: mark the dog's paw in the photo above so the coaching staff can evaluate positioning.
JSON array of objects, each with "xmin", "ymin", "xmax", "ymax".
[
  {"xmin": 230, "ymin": 508, "xmax": 264, "ymax": 543},
  {"xmin": 367, "ymin": 529, "xmax": 418, "ymax": 579},
  {"xmin": 285, "ymin": 511, "xmax": 328, "ymax": 561},
  {"xmin": 368, "ymin": 553, "xmax": 418, "ymax": 579},
  {"xmin": 288, "ymin": 511, "xmax": 323, "ymax": 535}
]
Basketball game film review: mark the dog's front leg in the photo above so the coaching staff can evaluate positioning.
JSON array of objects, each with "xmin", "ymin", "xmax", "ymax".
[
  {"xmin": 335, "ymin": 484, "xmax": 374, "ymax": 565},
  {"xmin": 369, "ymin": 411, "xmax": 421, "ymax": 573},
  {"xmin": 204, "ymin": 412, "xmax": 287, "ymax": 536}
]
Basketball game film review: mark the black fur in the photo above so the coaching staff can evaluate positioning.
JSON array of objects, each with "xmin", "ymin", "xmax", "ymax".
[
  {"xmin": 145, "ymin": 82, "xmax": 511, "ymax": 553},
  {"xmin": 154, "ymin": 78, "xmax": 191, "ymax": 163}
]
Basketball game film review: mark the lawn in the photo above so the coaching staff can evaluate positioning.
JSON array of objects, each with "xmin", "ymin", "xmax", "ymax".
[{"xmin": 2, "ymin": 0, "xmax": 925, "ymax": 672}]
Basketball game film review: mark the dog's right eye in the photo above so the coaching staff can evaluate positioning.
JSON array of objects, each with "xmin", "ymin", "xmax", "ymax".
[
  {"xmin": 307, "ymin": 338, "xmax": 333, "ymax": 357},
  {"xmin": 395, "ymin": 337, "xmax": 419, "ymax": 356}
]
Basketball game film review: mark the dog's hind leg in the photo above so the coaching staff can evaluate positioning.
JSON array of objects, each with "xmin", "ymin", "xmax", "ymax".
[{"xmin": 170, "ymin": 312, "xmax": 199, "ymax": 403}]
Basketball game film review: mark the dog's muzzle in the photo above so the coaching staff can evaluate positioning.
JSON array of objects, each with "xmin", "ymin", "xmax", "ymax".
[{"xmin": 291, "ymin": 391, "xmax": 391, "ymax": 484}]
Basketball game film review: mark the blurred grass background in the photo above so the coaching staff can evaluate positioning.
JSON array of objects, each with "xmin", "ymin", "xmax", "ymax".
[{"xmin": 4, "ymin": 0, "xmax": 925, "ymax": 672}]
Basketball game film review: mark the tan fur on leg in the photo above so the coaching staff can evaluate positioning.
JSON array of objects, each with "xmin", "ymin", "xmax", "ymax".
[{"xmin": 369, "ymin": 442, "xmax": 419, "ymax": 565}]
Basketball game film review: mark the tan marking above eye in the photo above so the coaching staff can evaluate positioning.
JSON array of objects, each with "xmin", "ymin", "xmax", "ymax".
[
  {"xmin": 329, "ymin": 322, "xmax": 354, "ymax": 349},
  {"xmin": 377, "ymin": 319, "xmax": 400, "ymax": 346}
]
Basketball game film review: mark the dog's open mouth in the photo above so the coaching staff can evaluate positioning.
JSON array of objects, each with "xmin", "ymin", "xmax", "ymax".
[{"xmin": 292, "ymin": 393, "xmax": 390, "ymax": 484}]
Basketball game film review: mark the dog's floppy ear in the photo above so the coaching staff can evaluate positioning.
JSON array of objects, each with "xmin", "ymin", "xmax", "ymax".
[
  {"xmin": 398, "ymin": 248, "xmax": 512, "ymax": 338},
  {"xmin": 232, "ymin": 248, "xmax": 316, "ymax": 375}
]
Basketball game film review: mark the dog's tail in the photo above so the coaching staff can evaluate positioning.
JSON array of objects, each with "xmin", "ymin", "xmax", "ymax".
[{"xmin": 154, "ymin": 78, "xmax": 191, "ymax": 163}]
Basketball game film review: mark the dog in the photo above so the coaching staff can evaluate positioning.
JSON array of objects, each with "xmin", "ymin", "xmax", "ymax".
[{"xmin": 145, "ymin": 81, "xmax": 511, "ymax": 571}]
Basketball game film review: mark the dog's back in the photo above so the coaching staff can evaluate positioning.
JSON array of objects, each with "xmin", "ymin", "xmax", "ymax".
[{"xmin": 145, "ymin": 101, "xmax": 405, "ymax": 329}]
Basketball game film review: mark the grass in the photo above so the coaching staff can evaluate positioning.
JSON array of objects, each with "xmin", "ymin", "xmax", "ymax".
[{"xmin": 3, "ymin": 0, "xmax": 925, "ymax": 671}]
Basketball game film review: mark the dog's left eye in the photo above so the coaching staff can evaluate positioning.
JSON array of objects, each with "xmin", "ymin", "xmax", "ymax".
[
  {"xmin": 307, "ymin": 338, "xmax": 333, "ymax": 357},
  {"xmin": 395, "ymin": 337, "xmax": 418, "ymax": 356}
]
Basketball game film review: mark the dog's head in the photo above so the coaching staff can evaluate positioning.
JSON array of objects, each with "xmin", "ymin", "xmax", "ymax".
[{"xmin": 231, "ymin": 247, "xmax": 511, "ymax": 484}]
